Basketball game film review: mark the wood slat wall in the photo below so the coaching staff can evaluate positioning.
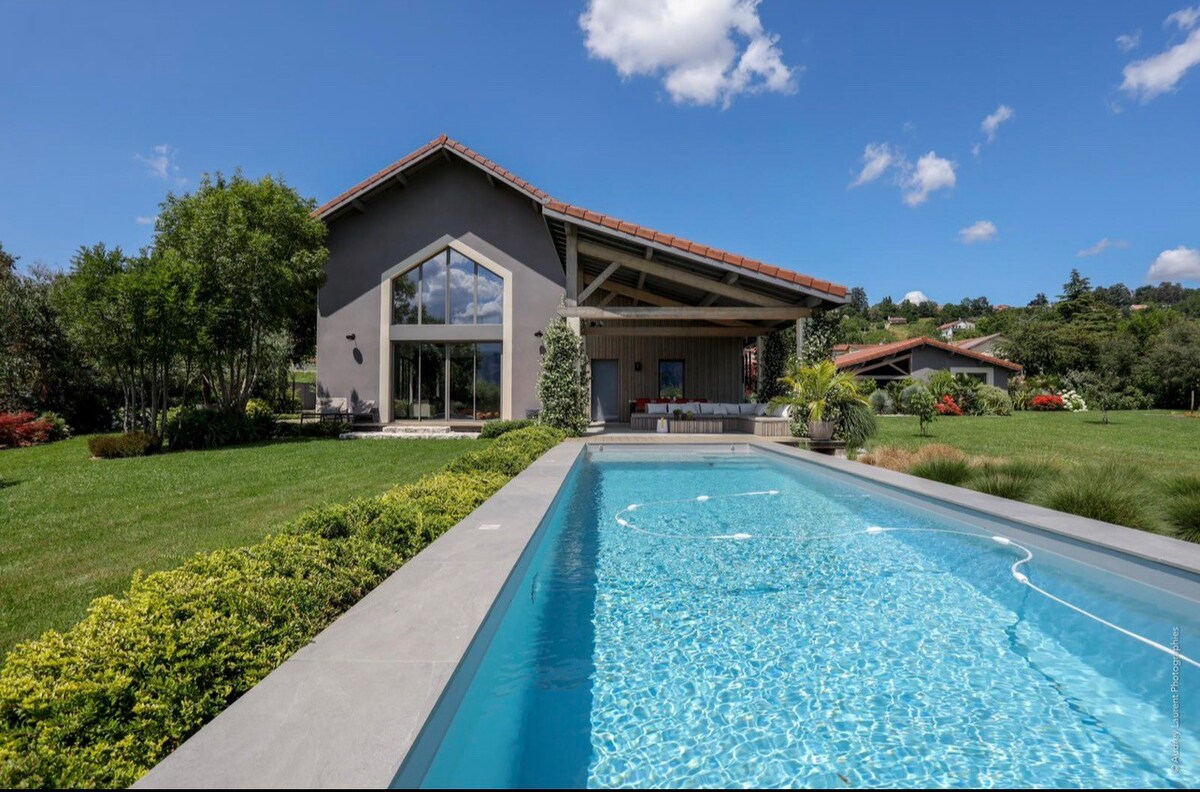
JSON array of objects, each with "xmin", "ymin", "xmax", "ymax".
[{"xmin": 584, "ymin": 335, "xmax": 747, "ymax": 422}]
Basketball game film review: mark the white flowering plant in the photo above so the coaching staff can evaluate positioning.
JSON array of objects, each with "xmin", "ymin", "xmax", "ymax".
[{"xmin": 1060, "ymin": 389, "xmax": 1088, "ymax": 412}]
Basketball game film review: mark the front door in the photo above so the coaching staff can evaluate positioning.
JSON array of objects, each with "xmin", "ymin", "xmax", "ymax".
[{"xmin": 591, "ymin": 359, "xmax": 619, "ymax": 423}]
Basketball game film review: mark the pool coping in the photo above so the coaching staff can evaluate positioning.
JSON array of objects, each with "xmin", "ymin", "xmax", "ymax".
[
  {"xmin": 135, "ymin": 440, "xmax": 587, "ymax": 790},
  {"xmin": 135, "ymin": 438, "xmax": 1200, "ymax": 789}
]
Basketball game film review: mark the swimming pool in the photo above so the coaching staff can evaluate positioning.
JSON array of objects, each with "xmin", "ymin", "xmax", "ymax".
[{"xmin": 397, "ymin": 445, "xmax": 1199, "ymax": 788}]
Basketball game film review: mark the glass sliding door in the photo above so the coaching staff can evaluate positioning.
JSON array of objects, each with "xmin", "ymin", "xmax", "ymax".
[
  {"xmin": 475, "ymin": 343, "xmax": 502, "ymax": 420},
  {"xmin": 393, "ymin": 342, "xmax": 501, "ymax": 421},
  {"xmin": 448, "ymin": 343, "xmax": 476, "ymax": 419},
  {"xmin": 418, "ymin": 344, "xmax": 446, "ymax": 419}
]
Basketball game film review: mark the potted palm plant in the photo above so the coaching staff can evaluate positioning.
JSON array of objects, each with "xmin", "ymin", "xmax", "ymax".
[{"xmin": 772, "ymin": 359, "xmax": 868, "ymax": 441}]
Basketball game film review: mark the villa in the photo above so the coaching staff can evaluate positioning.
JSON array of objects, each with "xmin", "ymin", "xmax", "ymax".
[{"xmin": 314, "ymin": 134, "xmax": 848, "ymax": 426}]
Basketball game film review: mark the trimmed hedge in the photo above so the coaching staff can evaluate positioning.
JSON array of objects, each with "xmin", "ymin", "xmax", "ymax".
[
  {"xmin": 0, "ymin": 425, "xmax": 563, "ymax": 788},
  {"xmin": 87, "ymin": 432, "xmax": 162, "ymax": 459},
  {"xmin": 478, "ymin": 418, "xmax": 536, "ymax": 439}
]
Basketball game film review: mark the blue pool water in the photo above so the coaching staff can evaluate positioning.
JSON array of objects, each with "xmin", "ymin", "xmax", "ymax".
[{"xmin": 401, "ymin": 447, "xmax": 1199, "ymax": 788}]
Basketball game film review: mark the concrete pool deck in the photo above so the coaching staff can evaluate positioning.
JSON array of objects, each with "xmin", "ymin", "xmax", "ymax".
[{"xmin": 137, "ymin": 438, "xmax": 1200, "ymax": 788}]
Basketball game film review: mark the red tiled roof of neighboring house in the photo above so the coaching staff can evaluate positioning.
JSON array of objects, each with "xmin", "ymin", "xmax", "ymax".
[
  {"xmin": 834, "ymin": 336, "xmax": 1022, "ymax": 372},
  {"xmin": 313, "ymin": 134, "xmax": 848, "ymax": 300},
  {"xmin": 953, "ymin": 332, "xmax": 1004, "ymax": 351}
]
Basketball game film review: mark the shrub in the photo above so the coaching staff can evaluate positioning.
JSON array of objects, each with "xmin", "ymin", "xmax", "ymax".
[
  {"xmin": 36, "ymin": 412, "xmax": 72, "ymax": 441},
  {"xmin": 536, "ymin": 317, "xmax": 589, "ymax": 435},
  {"xmin": 0, "ymin": 412, "xmax": 54, "ymax": 449},
  {"xmin": 970, "ymin": 459, "xmax": 1056, "ymax": 501},
  {"xmin": 858, "ymin": 445, "xmax": 914, "ymax": 472},
  {"xmin": 934, "ymin": 394, "xmax": 964, "ymax": 416},
  {"xmin": 908, "ymin": 456, "xmax": 973, "ymax": 486},
  {"xmin": 479, "ymin": 418, "xmax": 536, "ymax": 439},
  {"xmin": 274, "ymin": 420, "xmax": 345, "ymax": 439},
  {"xmin": 1060, "ymin": 389, "xmax": 1088, "ymax": 412},
  {"xmin": 836, "ymin": 401, "xmax": 877, "ymax": 449},
  {"xmin": 447, "ymin": 426, "xmax": 565, "ymax": 477},
  {"xmin": 0, "ymin": 424, "xmax": 564, "ymax": 788},
  {"xmin": 1041, "ymin": 464, "xmax": 1154, "ymax": 530},
  {"xmin": 1028, "ymin": 394, "xmax": 1065, "ymax": 411},
  {"xmin": 901, "ymin": 385, "xmax": 937, "ymax": 435},
  {"xmin": 245, "ymin": 398, "xmax": 276, "ymax": 437},
  {"xmin": 0, "ymin": 532, "xmax": 399, "ymax": 789},
  {"xmin": 164, "ymin": 408, "xmax": 260, "ymax": 451},
  {"xmin": 973, "ymin": 385, "xmax": 1013, "ymax": 416},
  {"xmin": 867, "ymin": 389, "xmax": 894, "ymax": 415},
  {"xmin": 87, "ymin": 432, "xmax": 162, "ymax": 459},
  {"xmin": 1163, "ymin": 475, "xmax": 1200, "ymax": 543}
]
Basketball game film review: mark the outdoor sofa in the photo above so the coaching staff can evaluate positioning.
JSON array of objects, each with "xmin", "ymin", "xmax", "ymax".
[{"xmin": 629, "ymin": 400, "xmax": 793, "ymax": 437}]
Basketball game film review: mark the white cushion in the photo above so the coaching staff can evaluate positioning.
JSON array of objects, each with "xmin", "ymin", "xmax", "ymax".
[
  {"xmin": 699, "ymin": 402, "xmax": 717, "ymax": 414},
  {"xmin": 753, "ymin": 403, "xmax": 768, "ymax": 416},
  {"xmin": 647, "ymin": 402, "xmax": 668, "ymax": 415},
  {"xmin": 678, "ymin": 402, "xmax": 700, "ymax": 414},
  {"xmin": 710, "ymin": 403, "xmax": 729, "ymax": 415},
  {"xmin": 737, "ymin": 403, "xmax": 756, "ymax": 415},
  {"xmin": 720, "ymin": 403, "xmax": 739, "ymax": 414},
  {"xmin": 767, "ymin": 403, "xmax": 791, "ymax": 418}
]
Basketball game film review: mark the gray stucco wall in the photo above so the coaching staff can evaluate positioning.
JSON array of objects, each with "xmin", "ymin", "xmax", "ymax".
[
  {"xmin": 316, "ymin": 157, "xmax": 565, "ymax": 419},
  {"xmin": 911, "ymin": 346, "xmax": 1011, "ymax": 390}
]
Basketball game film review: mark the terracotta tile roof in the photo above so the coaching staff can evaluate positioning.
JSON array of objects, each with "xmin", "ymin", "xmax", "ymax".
[
  {"xmin": 953, "ymin": 332, "xmax": 1003, "ymax": 350},
  {"xmin": 834, "ymin": 336, "xmax": 1022, "ymax": 372},
  {"xmin": 543, "ymin": 199, "xmax": 846, "ymax": 298},
  {"xmin": 314, "ymin": 135, "xmax": 848, "ymax": 301}
]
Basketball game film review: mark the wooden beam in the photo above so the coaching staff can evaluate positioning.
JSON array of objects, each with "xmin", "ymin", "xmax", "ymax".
[
  {"xmin": 581, "ymin": 325, "xmax": 764, "ymax": 338},
  {"xmin": 578, "ymin": 240, "xmax": 788, "ymax": 307},
  {"xmin": 576, "ymin": 261, "xmax": 621, "ymax": 304},
  {"xmin": 579, "ymin": 276, "xmax": 752, "ymax": 327},
  {"xmin": 700, "ymin": 272, "xmax": 738, "ymax": 306},
  {"xmin": 597, "ymin": 290, "xmax": 618, "ymax": 308},
  {"xmin": 350, "ymin": 199, "xmax": 367, "ymax": 214},
  {"xmin": 634, "ymin": 271, "xmax": 647, "ymax": 306},
  {"xmin": 563, "ymin": 306, "xmax": 812, "ymax": 321},
  {"xmin": 395, "ymin": 172, "xmax": 408, "ymax": 187},
  {"xmin": 565, "ymin": 224, "xmax": 579, "ymax": 307}
]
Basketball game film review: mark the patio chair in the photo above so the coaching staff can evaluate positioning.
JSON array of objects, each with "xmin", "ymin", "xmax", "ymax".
[{"xmin": 350, "ymin": 399, "xmax": 376, "ymax": 423}]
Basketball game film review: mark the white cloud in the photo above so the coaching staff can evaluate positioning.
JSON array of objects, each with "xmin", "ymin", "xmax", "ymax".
[
  {"xmin": 902, "ymin": 290, "xmax": 932, "ymax": 305},
  {"xmin": 980, "ymin": 104, "xmax": 1014, "ymax": 143},
  {"xmin": 1116, "ymin": 30, "xmax": 1141, "ymax": 52},
  {"xmin": 1077, "ymin": 237, "xmax": 1129, "ymax": 257},
  {"xmin": 849, "ymin": 142, "xmax": 897, "ymax": 188},
  {"xmin": 135, "ymin": 215, "xmax": 157, "ymax": 226},
  {"xmin": 1167, "ymin": 5, "xmax": 1200, "ymax": 30},
  {"xmin": 579, "ymin": 0, "xmax": 797, "ymax": 107},
  {"xmin": 134, "ymin": 144, "xmax": 178, "ymax": 180},
  {"xmin": 902, "ymin": 152, "xmax": 956, "ymax": 207},
  {"xmin": 1147, "ymin": 245, "xmax": 1200, "ymax": 280},
  {"xmin": 959, "ymin": 220, "xmax": 998, "ymax": 244},
  {"xmin": 1120, "ymin": 27, "xmax": 1200, "ymax": 100}
]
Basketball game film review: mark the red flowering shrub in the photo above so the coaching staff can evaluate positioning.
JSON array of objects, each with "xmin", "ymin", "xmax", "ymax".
[
  {"xmin": 934, "ymin": 395, "xmax": 963, "ymax": 416},
  {"xmin": 0, "ymin": 411, "xmax": 54, "ymax": 449},
  {"xmin": 1029, "ymin": 394, "xmax": 1065, "ymax": 411}
]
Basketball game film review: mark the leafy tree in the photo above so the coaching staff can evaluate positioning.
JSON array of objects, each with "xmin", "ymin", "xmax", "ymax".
[
  {"xmin": 1028, "ymin": 292, "xmax": 1050, "ymax": 307},
  {"xmin": 847, "ymin": 286, "xmax": 869, "ymax": 314},
  {"xmin": 1093, "ymin": 282, "xmax": 1133, "ymax": 309},
  {"xmin": 536, "ymin": 317, "xmax": 589, "ymax": 435},
  {"xmin": 155, "ymin": 172, "xmax": 327, "ymax": 413}
]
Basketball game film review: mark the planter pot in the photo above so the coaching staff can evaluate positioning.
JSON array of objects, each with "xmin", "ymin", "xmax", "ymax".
[{"xmin": 807, "ymin": 420, "xmax": 835, "ymax": 441}]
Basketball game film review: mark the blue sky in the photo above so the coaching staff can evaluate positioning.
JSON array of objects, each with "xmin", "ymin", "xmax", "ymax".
[{"xmin": 3, "ymin": 1, "xmax": 1199, "ymax": 305}]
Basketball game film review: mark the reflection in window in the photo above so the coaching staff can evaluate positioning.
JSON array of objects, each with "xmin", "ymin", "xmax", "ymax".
[
  {"xmin": 659, "ymin": 359, "xmax": 684, "ymax": 398},
  {"xmin": 393, "ymin": 342, "xmax": 503, "ymax": 421},
  {"xmin": 391, "ymin": 249, "xmax": 504, "ymax": 326}
]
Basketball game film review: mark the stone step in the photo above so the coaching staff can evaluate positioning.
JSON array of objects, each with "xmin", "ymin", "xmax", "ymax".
[{"xmin": 380, "ymin": 424, "xmax": 456, "ymax": 436}]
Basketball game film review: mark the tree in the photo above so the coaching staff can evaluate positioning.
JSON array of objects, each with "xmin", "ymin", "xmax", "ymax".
[
  {"xmin": 536, "ymin": 317, "xmax": 589, "ymax": 435},
  {"xmin": 1028, "ymin": 292, "xmax": 1049, "ymax": 307},
  {"xmin": 155, "ymin": 172, "xmax": 327, "ymax": 413},
  {"xmin": 847, "ymin": 286, "xmax": 869, "ymax": 314}
]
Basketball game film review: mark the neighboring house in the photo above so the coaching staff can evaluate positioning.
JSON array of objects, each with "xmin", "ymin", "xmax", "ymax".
[
  {"xmin": 1130, "ymin": 304, "xmax": 1149, "ymax": 312},
  {"xmin": 313, "ymin": 134, "xmax": 848, "ymax": 424},
  {"xmin": 938, "ymin": 319, "xmax": 976, "ymax": 340},
  {"xmin": 833, "ymin": 337, "xmax": 1022, "ymax": 389},
  {"xmin": 887, "ymin": 316, "xmax": 908, "ymax": 326},
  {"xmin": 953, "ymin": 332, "xmax": 1008, "ymax": 359}
]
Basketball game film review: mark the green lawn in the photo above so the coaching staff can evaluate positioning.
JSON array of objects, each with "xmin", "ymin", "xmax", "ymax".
[
  {"xmin": 870, "ymin": 409, "xmax": 1200, "ymax": 476},
  {"xmin": 0, "ymin": 436, "xmax": 486, "ymax": 655}
]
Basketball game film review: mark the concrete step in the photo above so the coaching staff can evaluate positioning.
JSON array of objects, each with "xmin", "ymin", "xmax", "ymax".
[{"xmin": 380, "ymin": 424, "xmax": 456, "ymax": 436}]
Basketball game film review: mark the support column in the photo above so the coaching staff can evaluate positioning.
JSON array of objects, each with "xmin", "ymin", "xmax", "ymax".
[
  {"xmin": 564, "ymin": 223, "xmax": 581, "ymax": 334},
  {"xmin": 795, "ymin": 317, "xmax": 806, "ymax": 360}
]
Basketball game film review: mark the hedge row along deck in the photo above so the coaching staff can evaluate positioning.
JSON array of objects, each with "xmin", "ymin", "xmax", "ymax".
[{"xmin": 0, "ymin": 426, "xmax": 565, "ymax": 789}]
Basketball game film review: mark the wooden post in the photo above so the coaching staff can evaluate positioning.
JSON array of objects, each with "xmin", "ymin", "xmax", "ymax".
[
  {"xmin": 795, "ymin": 317, "xmax": 806, "ymax": 360},
  {"xmin": 565, "ymin": 223, "xmax": 580, "ymax": 334}
]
